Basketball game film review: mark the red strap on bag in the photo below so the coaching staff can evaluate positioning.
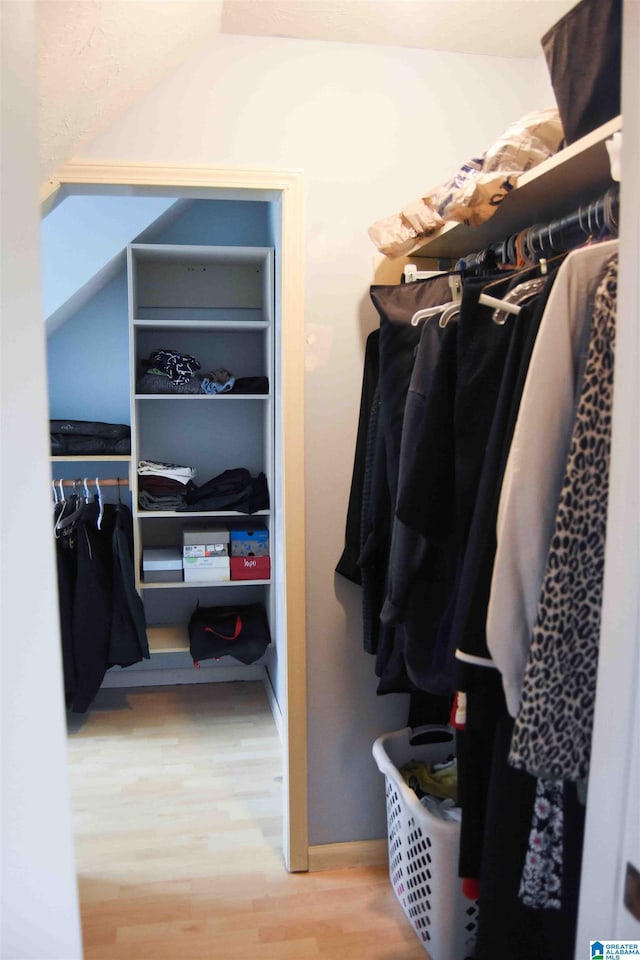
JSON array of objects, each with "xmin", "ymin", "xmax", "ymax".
[{"xmin": 204, "ymin": 613, "xmax": 242, "ymax": 641}]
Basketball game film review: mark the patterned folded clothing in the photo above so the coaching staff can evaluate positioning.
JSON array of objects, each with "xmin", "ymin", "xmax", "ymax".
[
  {"xmin": 145, "ymin": 349, "xmax": 201, "ymax": 385},
  {"xmin": 137, "ymin": 460, "xmax": 196, "ymax": 484}
]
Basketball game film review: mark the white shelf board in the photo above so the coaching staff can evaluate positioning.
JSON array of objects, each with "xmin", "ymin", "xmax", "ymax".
[
  {"xmin": 141, "ymin": 579, "xmax": 271, "ymax": 590},
  {"xmin": 133, "ymin": 319, "xmax": 269, "ymax": 331},
  {"xmin": 50, "ymin": 455, "xmax": 132, "ymax": 462},
  {"xmin": 135, "ymin": 509, "xmax": 270, "ymax": 519},
  {"xmin": 407, "ymin": 116, "xmax": 621, "ymax": 261},
  {"xmin": 147, "ymin": 623, "xmax": 189, "ymax": 653},
  {"xmin": 134, "ymin": 394, "xmax": 270, "ymax": 401},
  {"xmin": 146, "ymin": 623, "xmax": 273, "ymax": 656},
  {"xmin": 130, "ymin": 243, "xmax": 273, "ymax": 265}
]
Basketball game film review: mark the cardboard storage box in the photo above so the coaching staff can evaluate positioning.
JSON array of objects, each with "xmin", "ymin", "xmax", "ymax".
[
  {"xmin": 183, "ymin": 556, "xmax": 230, "ymax": 582},
  {"xmin": 230, "ymin": 556, "xmax": 270, "ymax": 580},
  {"xmin": 228, "ymin": 524, "xmax": 269, "ymax": 557},
  {"xmin": 182, "ymin": 523, "xmax": 230, "ymax": 545},
  {"xmin": 143, "ymin": 547, "xmax": 183, "ymax": 583},
  {"xmin": 183, "ymin": 543, "xmax": 228, "ymax": 558}
]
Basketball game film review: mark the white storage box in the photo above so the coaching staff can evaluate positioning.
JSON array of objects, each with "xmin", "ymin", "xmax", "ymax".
[
  {"xmin": 142, "ymin": 547, "xmax": 183, "ymax": 583},
  {"xmin": 372, "ymin": 726, "xmax": 479, "ymax": 960},
  {"xmin": 182, "ymin": 556, "xmax": 230, "ymax": 582}
]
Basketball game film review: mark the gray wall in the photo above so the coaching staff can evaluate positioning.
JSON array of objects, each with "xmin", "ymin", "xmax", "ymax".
[
  {"xmin": 1, "ymin": 3, "xmax": 82, "ymax": 956},
  {"xmin": 57, "ymin": 33, "xmax": 555, "ymax": 845}
]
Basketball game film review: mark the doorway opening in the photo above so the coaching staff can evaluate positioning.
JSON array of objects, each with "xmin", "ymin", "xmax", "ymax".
[{"xmin": 42, "ymin": 162, "xmax": 308, "ymax": 875}]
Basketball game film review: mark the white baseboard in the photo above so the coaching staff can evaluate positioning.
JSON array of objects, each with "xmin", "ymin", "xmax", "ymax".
[
  {"xmin": 262, "ymin": 668, "xmax": 284, "ymax": 743},
  {"xmin": 307, "ymin": 839, "xmax": 389, "ymax": 872}
]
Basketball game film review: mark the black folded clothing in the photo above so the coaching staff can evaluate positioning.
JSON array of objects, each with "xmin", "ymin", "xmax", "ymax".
[
  {"xmin": 50, "ymin": 420, "xmax": 131, "ymax": 456},
  {"xmin": 231, "ymin": 377, "xmax": 270, "ymax": 395},
  {"xmin": 178, "ymin": 468, "xmax": 269, "ymax": 514}
]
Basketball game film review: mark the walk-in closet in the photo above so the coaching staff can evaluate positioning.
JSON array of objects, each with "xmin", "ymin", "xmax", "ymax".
[
  {"xmin": 43, "ymin": 194, "xmax": 292, "ymax": 946},
  {"xmin": 4, "ymin": 1, "xmax": 639, "ymax": 958}
]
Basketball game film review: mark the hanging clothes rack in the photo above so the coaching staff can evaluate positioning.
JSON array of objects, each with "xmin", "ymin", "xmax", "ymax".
[
  {"xmin": 456, "ymin": 185, "xmax": 619, "ymax": 272},
  {"xmin": 54, "ymin": 477, "xmax": 129, "ymax": 488},
  {"xmin": 405, "ymin": 185, "xmax": 619, "ymax": 284},
  {"xmin": 406, "ymin": 185, "xmax": 619, "ymax": 327}
]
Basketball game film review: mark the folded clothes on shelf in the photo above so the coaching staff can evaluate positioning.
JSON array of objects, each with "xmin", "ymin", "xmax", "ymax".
[
  {"xmin": 50, "ymin": 419, "xmax": 131, "ymax": 456},
  {"xmin": 137, "ymin": 460, "xmax": 196, "ymax": 484},
  {"xmin": 177, "ymin": 468, "xmax": 269, "ymax": 514},
  {"xmin": 231, "ymin": 376, "xmax": 269, "ymax": 394},
  {"xmin": 200, "ymin": 369, "xmax": 235, "ymax": 394},
  {"xmin": 136, "ymin": 372, "xmax": 204, "ymax": 395},
  {"xmin": 136, "ymin": 368, "xmax": 269, "ymax": 396},
  {"xmin": 143, "ymin": 349, "xmax": 201, "ymax": 384},
  {"xmin": 138, "ymin": 489, "xmax": 187, "ymax": 511}
]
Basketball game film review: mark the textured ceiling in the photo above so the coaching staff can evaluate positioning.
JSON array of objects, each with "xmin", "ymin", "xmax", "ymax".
[
  {"xmin": 37, "ymin": 0, "xmax": 576, "ymax": 181},
  {"xmin": 37, "ymin": 0, "xmax": 224, "ymax": 179},
  {"xmin": 221, "ymin": 1, "xmax": 576, "ymax": 57}
]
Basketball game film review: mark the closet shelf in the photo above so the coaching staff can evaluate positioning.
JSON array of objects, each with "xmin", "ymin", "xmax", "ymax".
[
  {"xmin": 146, "ymin": 624, "xmax": 189, "ymax": 653},
  {"xmin": 50, "ymin": 455, "xmax": 132, "ymax": 462},
  {"xmin": 135, "ymin": 509, "xmax": 271, "ymax": 519},
  {"xmin": 134, "ymin": 394, "xmax": 270, "ymax": 401},
  {"xmin": 407, "ymin": 115, "xmax": 621, "ymax": 261},
  {"xmin": 146, "ymin": 624, "xmax": 273, "ymax": 655},
  {"xmin": 140, "ymin": 579, "xmax": 271, "ymax": 590},
  {"xmin": 133, "ymin": 319, "xmax": 270, "ymax": 331}
]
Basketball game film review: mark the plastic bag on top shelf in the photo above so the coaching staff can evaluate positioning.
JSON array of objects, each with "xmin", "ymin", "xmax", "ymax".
[{"xmin": 368, "ymin": 106, "xmax": 565, "ymax": 259}]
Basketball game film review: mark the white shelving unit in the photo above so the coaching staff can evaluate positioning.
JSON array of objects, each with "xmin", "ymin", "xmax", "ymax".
[
  {"xmin": 406, "ymin": 115, "xmax": 621, "ymax": 262},
  {"xmin": 50, "ymin": 455, "xmax": 132, "ymax": 462},
  {"xmin": 128, "ymin": 243, "xmax": 275, "ymax": 656}
]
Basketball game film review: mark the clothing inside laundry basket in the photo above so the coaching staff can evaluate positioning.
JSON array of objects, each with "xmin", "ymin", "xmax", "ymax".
[
  {"xmin": 401, "ymin": 757, "xmax": 458, "ymax": 800},
  {"xmin": 401, "ymin": 758, "xmax": 460, "ymax": 821}
]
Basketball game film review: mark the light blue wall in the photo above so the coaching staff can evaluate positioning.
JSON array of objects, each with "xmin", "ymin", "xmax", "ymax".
[
  {"xmin": 41, "ymin": 195, "xmax": 175, "ymax": 321},
  {"xmin": 46, "ymin": 198, "xmax": 274, "ymax": 425},
  {"xmin": 47, "ymin": 271, "xmax": 130, "ymax": 424},
  {"xmin": 46, "ymin": 195, "xmax": 282, "ymax": 706},
  {"xmin": 152, "ymin": 199, "xmax": 271, "ymax": 246}
]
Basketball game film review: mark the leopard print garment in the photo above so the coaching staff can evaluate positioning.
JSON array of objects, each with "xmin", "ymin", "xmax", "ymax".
[{"xmin": 508, "ymin": 253, "xmax": 618, "ymax": 783}]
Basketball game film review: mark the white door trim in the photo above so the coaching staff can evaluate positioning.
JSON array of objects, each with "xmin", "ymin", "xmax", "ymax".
[{"xmin": 43, "ymin": 161, "xmax": 309, "ymax": 873}]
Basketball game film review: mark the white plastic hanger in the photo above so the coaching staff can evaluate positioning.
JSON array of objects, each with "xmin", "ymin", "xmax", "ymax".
[
  {"xmin": 410, "ymin": 275, "xmax": 462, "ymax": 326},
  {"xmin": 95, "ymin": 477, "xmax": 104, "ymax": 530}
]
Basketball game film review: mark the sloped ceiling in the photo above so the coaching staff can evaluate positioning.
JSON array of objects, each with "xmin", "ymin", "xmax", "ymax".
[
  {"xmin": 221, "ymin": 1, "xmax": 575, "ymax": 58},
  {"xmin": 37, "ymin": 0, "xmax": 575, "ymax": 181},
  {"xmin": 37, "ymin": 0, "xmax": 225, "ymax": 180}
]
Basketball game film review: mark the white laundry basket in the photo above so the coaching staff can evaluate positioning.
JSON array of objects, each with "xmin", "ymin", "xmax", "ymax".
[{"xmin": 372, "ymin": 725, "xmax": 478, "ymax": 960}]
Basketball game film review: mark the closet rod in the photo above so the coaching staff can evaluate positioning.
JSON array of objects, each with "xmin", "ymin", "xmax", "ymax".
[
  {"xmin": 54, "ymin": 478, "xmax": 129, "ymax": 487},
  {"xmin": 457, "ymin": 185, "xmax": 619, "ymax": 271}
]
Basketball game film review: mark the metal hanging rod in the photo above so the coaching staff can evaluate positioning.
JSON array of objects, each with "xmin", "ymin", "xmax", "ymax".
[{"xmin": 54, "ymin": 478, "xmax": 129, "ymax": 487}]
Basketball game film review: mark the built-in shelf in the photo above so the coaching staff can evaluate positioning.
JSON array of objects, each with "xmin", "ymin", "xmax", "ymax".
[
  {"xmin": 135, "ymin": 509, "xmax": 270, "ymax": 519},
  {"xmin": 147, "ymin": 624, "xmax": 190, "ymax": 654},
  {"xmin": 146, "ymin": 623, "xmax": 272, "ymax": 655},
  {"xmin": 129, "ymin": 242, "xmax": 275, "ymax": 666},
  {"xmin": 134, "ymin": 394, "xmax": 270, "ymax": 401},
  {"xmin": 141, "ymin": 579, "xmax": 271, "ymax": 589},
  {"xmin": 407, "ymin": 116, "xmax": 621, "ymax": 261},
  {"xmin": 133, "ymin": 319, "xmax": 269, "ymax": 331},
  {"xmin": 50, "ymin": 455, "xmax": 132, "ymax": 462}
]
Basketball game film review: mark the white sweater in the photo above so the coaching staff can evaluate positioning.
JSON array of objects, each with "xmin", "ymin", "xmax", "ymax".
[{"xmin": 486, "ymin": 239, "xmax": 619, "ymax": 717}]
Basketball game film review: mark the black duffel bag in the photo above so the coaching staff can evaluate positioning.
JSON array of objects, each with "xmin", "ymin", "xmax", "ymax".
[{"xmin": 188, "ymin": 602, "xmax": 271, "ymax": 665}]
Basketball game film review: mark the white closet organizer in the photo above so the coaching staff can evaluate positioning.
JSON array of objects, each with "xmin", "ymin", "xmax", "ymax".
[{"xmin": 128, "ymin": 243, "xmax": 275, "ymax": 656}]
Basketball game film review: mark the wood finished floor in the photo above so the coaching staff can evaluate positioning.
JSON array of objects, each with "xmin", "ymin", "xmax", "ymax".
[{"xmin": 67, "ymin": 683, "xmax": 427, "ymax": 959}]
